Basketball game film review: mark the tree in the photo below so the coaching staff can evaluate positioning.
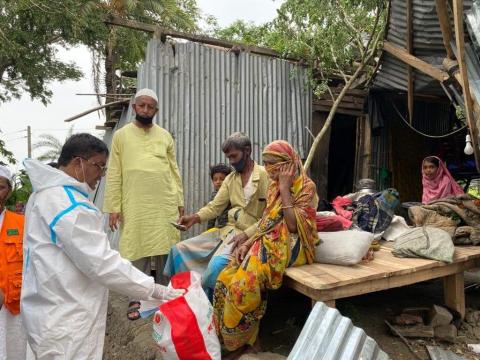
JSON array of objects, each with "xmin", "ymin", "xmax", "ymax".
[
  {"xmin": 33, "ymin": 126, "xmax": 74, "ymax": 162},
  {"xmin": 0, "ymin": 0, "xmax": 201, "ymax": 105},
  {"xmin": 215, "ymin": 0, "xmax": 387, "ymax": 170},
  {"xmin": 95, "ymin": 0, "xmax": 200, "ymax": 111},
  {"xmin": 0, "ymin": 138, "xmax": 16, "ymax": 166},
  {"xmin": 6, "ymin": 169, "xmax": 32, "ymax": 211},
  {"xmin": 0, "ymin": 0, "xmax": 105, "ymax": 104}
]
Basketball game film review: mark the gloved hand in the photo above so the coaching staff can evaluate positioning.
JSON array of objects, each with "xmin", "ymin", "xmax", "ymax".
[{"xmin": 152, "ymin": 284, "xmax": 185, "ymax": 301}]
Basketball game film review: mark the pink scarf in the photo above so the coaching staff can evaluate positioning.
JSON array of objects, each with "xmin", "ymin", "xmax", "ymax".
[{"xmin": 422, "ymin": 156, "xmax": 464, "ymax": 204}]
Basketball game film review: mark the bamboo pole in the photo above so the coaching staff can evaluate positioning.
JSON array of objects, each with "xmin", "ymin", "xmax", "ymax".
[
  {"xmin": 452, "ymin": 0, "xmax": 480, "ymax": 170},
  {"xmin": 64, "ymin": 100, "xmax": 128, "ymax": 123}
]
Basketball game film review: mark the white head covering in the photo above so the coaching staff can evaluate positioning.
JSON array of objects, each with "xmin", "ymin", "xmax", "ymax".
[
  {"xmin": 0, "ymin": 165, "xmax": 12, "ymax": 185},
  {"xmin": 134, "ymin": 88, "xmax": 158, "ymax": 103}
]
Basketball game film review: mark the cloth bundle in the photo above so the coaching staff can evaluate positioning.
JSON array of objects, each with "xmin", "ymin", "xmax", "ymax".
[
  {"xmin": 392, "ymin": 226, "xmax": 454, "ymax": 263},
  {"xmin": 352, "ymin": 188, "xmax": 400, "ymax": 234},
  {"xmin": 409, "ymin": 195, "xmax": 480, "ymax": 245}
]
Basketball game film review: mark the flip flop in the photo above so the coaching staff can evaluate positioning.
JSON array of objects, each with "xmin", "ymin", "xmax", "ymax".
[{"xmin": 127, "ymin": 301, "xmax": 141, "ymax": 321}]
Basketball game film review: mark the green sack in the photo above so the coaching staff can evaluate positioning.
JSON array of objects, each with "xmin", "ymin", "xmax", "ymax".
[{"xmin": 392, "ymin": 226, "xmax": 454, "ymax": 263}]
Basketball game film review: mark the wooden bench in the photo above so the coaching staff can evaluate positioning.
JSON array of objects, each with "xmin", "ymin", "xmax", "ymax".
[{"xmin": 284, "ymin": 242, "xmax": 480, "ymax": 318}]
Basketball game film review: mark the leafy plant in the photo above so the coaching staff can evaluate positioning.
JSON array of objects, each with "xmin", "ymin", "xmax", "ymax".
[
  {"xmin": 6, "ymin": 169, "xmax": 32, "ymax": 210},
  {"xmin": 0, "ymin": 138, "xmax": 16, "ymax": 165},
  {"xmin": 0, "ymin": 0, "xmax": 201, "ymax": 105}
]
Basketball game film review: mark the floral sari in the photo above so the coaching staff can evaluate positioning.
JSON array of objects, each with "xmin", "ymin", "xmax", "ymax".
[{"xmin": 213, "ymin": 140, "xmax": 318, "ymax": 351}]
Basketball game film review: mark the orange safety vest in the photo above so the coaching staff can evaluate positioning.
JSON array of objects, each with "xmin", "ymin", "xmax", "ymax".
[{"xmin": 0, "ymin": 209, "xmax": 24, "ymax": 315}]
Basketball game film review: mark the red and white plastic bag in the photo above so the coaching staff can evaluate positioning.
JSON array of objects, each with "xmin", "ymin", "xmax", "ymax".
[{"xmin": 152, "ymin": 271, "xmax": 221, "ymax": 360}]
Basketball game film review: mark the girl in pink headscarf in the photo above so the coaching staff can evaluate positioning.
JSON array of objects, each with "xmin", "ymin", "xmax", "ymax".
[{"xmin": 422, "ymin": 156, "xmax": 464, "ymax": 204}]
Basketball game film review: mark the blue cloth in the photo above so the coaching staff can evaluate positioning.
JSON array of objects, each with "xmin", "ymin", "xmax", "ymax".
[
  {"xmin": 201, "ymin": 254, "xmax": 230, "ymax": 300},
  {"xmin": 164, "ymin": 228, "xmax": 234, "ymax": 299}
]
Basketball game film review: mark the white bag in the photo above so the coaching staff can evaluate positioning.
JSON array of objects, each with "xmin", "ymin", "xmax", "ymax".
[
  {"xmin": 383, "ymin": 215, "xmax": 410, "ymax": 241},
  {"xmin": 152, "ymin": 271, "xmax": 221, "ymax": 360},
  {"xmin": 314, "ymin": 230, "xmax": 373, "ymax": 265}
]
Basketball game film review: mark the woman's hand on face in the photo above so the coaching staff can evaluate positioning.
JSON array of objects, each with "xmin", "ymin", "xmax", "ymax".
[{"xmin": 278, "ymin": 163, "xmax": 295, "ymax": 191}]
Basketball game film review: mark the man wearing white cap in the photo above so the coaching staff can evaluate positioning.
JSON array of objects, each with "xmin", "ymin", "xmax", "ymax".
[
  {"xmin": 0, "ymin": 165, "xmax": 27, "ymax": 360},
  {"xmin": 103, "ymin": 88, "xmax": 184, "ymax": 318}
]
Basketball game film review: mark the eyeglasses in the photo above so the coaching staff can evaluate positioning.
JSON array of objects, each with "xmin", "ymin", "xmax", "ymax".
[{"xmin": 78, "ymin": 157, "xmax": 108, "ymax": 176}]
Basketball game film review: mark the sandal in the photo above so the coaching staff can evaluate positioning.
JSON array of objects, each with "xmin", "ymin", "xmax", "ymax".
[{"xmin": 127, "ymin": 301, "xmax": 141, "ymax": 321}]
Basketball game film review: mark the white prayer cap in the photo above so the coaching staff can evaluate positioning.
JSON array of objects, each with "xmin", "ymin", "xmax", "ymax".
[
  {"xmin": 0, "ymin": 165, "xmax": 12, "ymax": 184},
  {"xmin": 134, "ymin": 88, "xmax": 158, "ymax": 103}
]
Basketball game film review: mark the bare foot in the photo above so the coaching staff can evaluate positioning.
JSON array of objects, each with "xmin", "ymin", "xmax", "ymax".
[{"xmin": 224, "ymin": 340, "xmax": 261, "ymax": 360}]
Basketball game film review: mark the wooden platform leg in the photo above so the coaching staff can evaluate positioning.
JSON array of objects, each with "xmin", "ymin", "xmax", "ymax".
[
  {"xmin": 443, "ymin": 272, "xmax": 465, "ymax": 319},
  {"xmin": 312, "ymin": 299, "xmax": 336, "ymax": 308}
]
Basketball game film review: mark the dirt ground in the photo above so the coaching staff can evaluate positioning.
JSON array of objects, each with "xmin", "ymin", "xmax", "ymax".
[{"xmin": 103, "ymin": 272, "xmax": 480, "ymax": 360}]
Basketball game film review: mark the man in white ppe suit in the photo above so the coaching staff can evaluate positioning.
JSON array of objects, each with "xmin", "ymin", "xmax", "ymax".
[{"xmin": 21, "ymin": 133, "xmax": 183, "ymax": 360}]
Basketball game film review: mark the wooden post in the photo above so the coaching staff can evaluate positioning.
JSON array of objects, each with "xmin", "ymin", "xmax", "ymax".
[
  {"xmin": 443, "ymin": 272, "xmax": 465, "ymax": 319},
  {"xmin": 407, "ymin": 0, "xmax": 414, "ymax": 124},
  {"xmin": 452, "ymin": 0, "xmax": 480, "ymax": 171},
  {"xmin": 362, "ymin": 116, "xmax": 372, "ymax": 179},
  {"xmin": 354, "ymin": 116, "xmax": 372, "ymax": 182},
  {"xmin": 444, "ymin": 58, "xmax": 480, "ymax": 118},
  {"xmin": 435, "ymin": 0, "xmax": 455, "ymax": 59},
  {"xmin": 383, "ymin": 42, "xmax": 450, "ymax": 82}
]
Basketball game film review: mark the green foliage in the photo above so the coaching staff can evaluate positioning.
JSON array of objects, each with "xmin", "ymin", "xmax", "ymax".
[
  {"xmin": 0, "ymin": 0, "xmax": 105, "ymax": 104},
  {"xmin": 101, "ymin": 0, "xmax": 200, "ymax": 71},
  {"xmin": 6, "ymin": 169, "xmax": 32, "ymax": 210},
  {"xmin": 213, "ymin": 20, "xmax": 271, "ymax": 46},
  {"xmin": 214, "ymin": 0, "xmax": 387, "ymax": 96},
  {"xmin": 0, "ymin": 138, "xmax": 16, "ymax": 165},
  {"xmin": 0, "ymin": 0, "xmax": 201, "ymax": 104}
]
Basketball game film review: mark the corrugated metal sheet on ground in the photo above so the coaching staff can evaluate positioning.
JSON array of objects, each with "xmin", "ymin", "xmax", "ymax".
[
  {"xmin": 288, "ymin": 302, "xmax": 389, "ymax": 360},
  {"xmin": 95, "ymin": 39, "xmax": 311, "ymax": 237},
  {"xmin": 426, "ymin": 345, "xmax": 466, "ymax": 360},
  {"xmin": 373, "ymin": 0, "xmax": 473, "ymax": 94}
]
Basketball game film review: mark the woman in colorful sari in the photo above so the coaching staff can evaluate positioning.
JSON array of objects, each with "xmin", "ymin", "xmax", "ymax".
[{"xmin": 213, "ymin": 140, "xmax": 319, "ymax": 356}]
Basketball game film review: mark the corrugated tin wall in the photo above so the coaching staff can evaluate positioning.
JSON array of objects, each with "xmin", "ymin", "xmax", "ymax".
[{"xmin": 96, "ymin": 39, "xmax": 311, "ymax": 230}]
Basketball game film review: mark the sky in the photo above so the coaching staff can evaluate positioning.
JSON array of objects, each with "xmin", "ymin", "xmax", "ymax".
[{"xmin": 0, "ymin": 0, "xmax": 281, "ymax": 173}]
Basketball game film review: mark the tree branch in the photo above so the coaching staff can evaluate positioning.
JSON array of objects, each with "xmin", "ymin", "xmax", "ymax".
[
  {"xmin": 303, "ymin": 21, "xmax": 383, "ymax": 171},
  {"xmin": 330, "ymin": 44, "xmax": 348, "ymax": 83},
  {"xmin": 336, "ymin": 0, "xmax": 365, "ymax": 57}
]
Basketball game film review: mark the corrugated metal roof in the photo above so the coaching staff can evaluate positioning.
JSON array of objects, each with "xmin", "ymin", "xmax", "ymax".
[
  {"xmin": 426, "ymin": 346, "xmax": 466, "ymax": 360},
  {"xmin": 95, "ymin": 39, "xmax": 312, "ymax": 236},
  {"xmin": 373, "ymin": 0, "xmax": 473, "ymax": 94},
  {"xmin": 288, "ymin": 302, "xmax": 389, "ymax": 360}
]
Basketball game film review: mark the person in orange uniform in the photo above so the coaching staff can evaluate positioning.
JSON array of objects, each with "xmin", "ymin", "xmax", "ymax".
[{"xmin": 0, "ymin": 165, "xmax": 27, "ymax": 360}]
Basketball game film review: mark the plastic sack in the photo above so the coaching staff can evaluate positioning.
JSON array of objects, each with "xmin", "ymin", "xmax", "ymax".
[
  {"xmin": 314, "ymin": 230, "xmax": 373, "ymax": 265},
  {"xmin": 152, "ymin": 271, "xmax": 221, "ymax": 360},
  {"xmin": 383, "ymin": 215, "xmax": 410, "ymax": 241},
  {"xmin": 392, "ymin": 226, "xmax": 454, "ymax": 263}
]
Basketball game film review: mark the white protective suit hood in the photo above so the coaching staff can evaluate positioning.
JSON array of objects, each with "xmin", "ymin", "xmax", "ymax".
[{"xmin": 24, "ymin": 158, "xmax": 92, "ymax": 195}]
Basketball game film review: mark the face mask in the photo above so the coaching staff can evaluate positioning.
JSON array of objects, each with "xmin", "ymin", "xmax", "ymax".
[
  {"xmin": 232, "ymin": 152, "xmax": 248, "ymax": 172},
  {"xmin": 74, "ymin": 160, "xmax": 95, "ymax": 193},
  {"xmin": 135, "ymin": 114, "xmax": 154, "ymax": 125}
]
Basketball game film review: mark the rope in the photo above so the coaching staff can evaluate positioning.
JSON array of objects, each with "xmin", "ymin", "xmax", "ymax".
[{"xmin": 391, "ymin": 101, "xmax": 467, "ymax": 138}]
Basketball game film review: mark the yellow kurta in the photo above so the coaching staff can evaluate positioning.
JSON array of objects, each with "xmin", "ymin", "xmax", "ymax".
[{"xmin": 103, "ymin": 123, "xmax": 184, "ymax": 260}]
